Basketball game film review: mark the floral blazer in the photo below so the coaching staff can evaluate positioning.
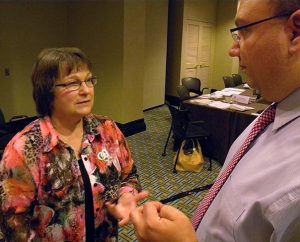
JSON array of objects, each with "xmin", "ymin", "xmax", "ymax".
[{"xmin": 0, "ymin": 114, "xmax": 141, "ymax": 242}]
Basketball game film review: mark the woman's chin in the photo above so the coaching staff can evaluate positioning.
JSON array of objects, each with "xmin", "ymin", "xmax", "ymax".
[{"xmin": 76, "ymin": 108, "xmax": 92, "ymax": 117}]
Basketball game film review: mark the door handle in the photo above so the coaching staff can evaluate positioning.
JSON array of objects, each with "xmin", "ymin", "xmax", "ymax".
[{"xmin": 198, "ymin": 64, "xmax": 209, "ymax": 68}]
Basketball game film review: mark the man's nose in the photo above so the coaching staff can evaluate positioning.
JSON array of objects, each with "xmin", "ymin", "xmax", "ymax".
[{"xmin": 229, "ymin": 41, "xmax": 240, "ymax": 57}]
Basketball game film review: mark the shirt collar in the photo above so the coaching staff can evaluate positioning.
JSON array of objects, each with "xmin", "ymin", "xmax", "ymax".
[
  {"xmin": 41, "ymin": 116, "xmax": 59, "ymax": 153},
  {"xmin": 273, "ymin": 88, "xmax": 300, "ymax": 130},
  {"xmin": 82, "ymin": 114, "xmax": 101, "ymax": 143},
  {"xmin": 41, "ymin": 114, "xmax": 101, "ymax": 152}
]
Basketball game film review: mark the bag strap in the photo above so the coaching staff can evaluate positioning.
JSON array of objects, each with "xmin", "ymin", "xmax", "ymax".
[
  {"xmin": 160, "ymin": 184, "xmax": 212, "ymax": 204},
  {"xmin": 192, "ymin": 138, "xmax": 199, "ymax": 152}
]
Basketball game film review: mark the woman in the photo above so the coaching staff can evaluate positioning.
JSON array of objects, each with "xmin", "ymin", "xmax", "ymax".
[{"xmin": 0, "ymin": 47, "xmax": 147, "ymax": 241}]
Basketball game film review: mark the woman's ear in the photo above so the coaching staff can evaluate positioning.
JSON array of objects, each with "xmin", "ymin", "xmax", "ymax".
[{"xmin": 289, "ymin": 9, "xmax": 300, "ymax": 54}]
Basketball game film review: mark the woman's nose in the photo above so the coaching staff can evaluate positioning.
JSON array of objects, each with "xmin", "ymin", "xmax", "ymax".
[
  {"xmin": 78, "ymin": 81, "xmax": 90, "ymax": 93},
  {"xmin": 229, "ymin": 41, "xmax": 240, "ymax": 57}
]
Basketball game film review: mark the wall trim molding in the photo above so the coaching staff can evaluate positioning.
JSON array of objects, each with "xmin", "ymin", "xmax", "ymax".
[{"xmin": 143, "ymin": 104, "xmax": 164, "ymax": 112}]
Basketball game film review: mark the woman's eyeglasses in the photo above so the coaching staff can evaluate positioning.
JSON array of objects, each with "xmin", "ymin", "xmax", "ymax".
[{"xmin": 55, "ymin": 77, "xmax": 97, "ymax": 91}]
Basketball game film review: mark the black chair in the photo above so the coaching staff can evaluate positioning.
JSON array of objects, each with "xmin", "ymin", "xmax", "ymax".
[
  {"xmin": 232, "ymin": 74, "xmax": 243, "ymax": 86},
  {"xmin": 210, "ymin": 88, "xmax": 219, "ymax": 93},
  {"xmin": 162, "ymin": 101, "xmax": 211, "ymax": 172},
  {"xmin": 181, "ymin": 77, "xmax": 209, "ymax": 96},
  {"xmin": 223, "ymin": 76, "xmax": 236, "ymax": 88},
  {"xmin": 0, "ymin": 109, "xmax": 29, "ymax": 132},
  {"xmin": 0, "ymin": 109, "xmax": 5, "ymax": 124},
  {"xmin": 0, "ymin": 109, "xmax": 8, "ymax": 132},
  {"xmin": 176, "ymin": 85, "xmax": 191, "ymax": 109},
  {"xmin": 176, "ymin": 85, "xmax": 190, "ymax": 101},
  {"xmin": 0, "ymin": 109, "xmax": 36, "ymax": 159}
]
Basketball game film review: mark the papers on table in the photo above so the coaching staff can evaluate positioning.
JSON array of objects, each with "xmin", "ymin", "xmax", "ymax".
[
  {"xmin": 188, "ymin": 89, "xmax": 256, "ymax": 111},
  {"xmin": 229, "ymin": 104, "xmax": 255, "ymax": 111},
  {"xmin": 198, "ymin": 94, "xmax": 211, "ymax": 99},
  {"xmin": 189, "ymin": 98, "xmax": 212, "ymax": 105},
  {"xmin": 209, "ymin": 102, "xmax": 255, "ymax": 111},
  {"xmin": 208, "ymin": 101, "xmax": 230, "ymax": 109},
  {"xmin": 207, "ymin": 88, "xmax": 245, "ymax": 99},
  {"xmin": 221, "ymin": 88, "xmax": 245, "ymax": 96},
  {"xmin": 231, "ymin": 94, "xmax": 250, "ymax": 104},
  {"xmin": 243, "ymin": 83, "xmax": 251, "ymax": 89},
  {"xmin": 210, "ymin": 91, "xmax": 224, "ymax": 99}
]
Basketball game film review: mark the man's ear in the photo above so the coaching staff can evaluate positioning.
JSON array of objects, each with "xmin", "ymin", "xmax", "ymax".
[{"xmin": 289, "ymin": 9, "xmax": 300, "ymax": 54}]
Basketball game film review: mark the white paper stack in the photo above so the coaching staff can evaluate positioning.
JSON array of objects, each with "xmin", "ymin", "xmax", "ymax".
[
  {"xmin": 208, "ymin": 101, "xmax": 231, "ymax": 109},
  {"xmin": 229, "ymin": 104, "xmax": 255, "ymax": 111},
  {"xmin": 189, "ymin": 99, "xmax": 212, "ymax": 105},
  {"xmin": 221, "ymin": 88, "xmax": 244, "ymax": 96}
]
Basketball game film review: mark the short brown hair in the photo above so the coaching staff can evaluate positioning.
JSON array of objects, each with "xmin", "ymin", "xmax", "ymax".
[
  {"xmin": 31, "ymin": 47, "xmax": 92, "ymax": 117},
  {"xmin": 273, "ymin": 0, "xmax": 300, "ymax": 14}
]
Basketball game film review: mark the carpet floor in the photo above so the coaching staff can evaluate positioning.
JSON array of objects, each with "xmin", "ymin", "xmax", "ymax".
[{"xmin": 118, "ymin": 105, "xmax": 222, "ymax": 241}]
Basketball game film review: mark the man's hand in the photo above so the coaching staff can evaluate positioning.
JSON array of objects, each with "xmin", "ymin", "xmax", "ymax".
[
  {"xmin": 130, "ymin": 201, "xmax": 198, "ymax": 242},
  {"xmin": 106, "ymin": 191, "xmax": 149, "ymax": 226}
]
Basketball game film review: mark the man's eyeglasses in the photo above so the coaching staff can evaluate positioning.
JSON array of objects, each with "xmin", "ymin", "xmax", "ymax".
[
  {"xmin": 55, "ymin": 77, "xmax": 97, "ymax": 91},
  {"xmin": 230, "ymin": 11, "xmax": 293, "ymax": 42}
]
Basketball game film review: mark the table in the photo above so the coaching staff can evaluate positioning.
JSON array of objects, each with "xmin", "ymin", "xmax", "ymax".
[{"xmin": 183, "ymin": 90, "xmax": 270, "ymax": 164}]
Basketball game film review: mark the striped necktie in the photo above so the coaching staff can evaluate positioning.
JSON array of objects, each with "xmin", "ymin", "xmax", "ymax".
[{"xmin": 191, "ymin": 104, "xmax": 276, "ymax": 229}]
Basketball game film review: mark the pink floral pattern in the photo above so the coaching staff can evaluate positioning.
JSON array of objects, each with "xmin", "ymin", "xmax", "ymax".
[{"xmin": 0, "ymin": 114, "xmax": 141, "ymax": 241}]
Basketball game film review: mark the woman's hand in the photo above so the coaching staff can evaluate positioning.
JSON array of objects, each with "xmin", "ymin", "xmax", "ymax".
[{"xmin": 106, "ymin": 190, "xmax": 149, "ymax": 226}]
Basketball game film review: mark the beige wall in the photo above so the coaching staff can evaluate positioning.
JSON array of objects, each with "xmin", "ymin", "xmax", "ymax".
[
  {"xmin": 182, "ymin": 0, "xmax": 217, "ymax": 89},
  {"xmin": 212, "ymin": 0, "xmax": 238, "ymax": 90},
  {"xmin": 0, "ymin": 0, "xmax": 237, "ymax": 121},
  {"xmin": 122, "ymin": 0, "xmax": 145, "ymax": 123},
  {"xmin": 143, "ymin": 0, "xmax": 168, "ymax": 110},
  {"xmin": 0, "ymin": 2, "xmax": 69, "ymax": 120},
  {"xmin": 0, "ymin": 0, "xmax": 168, "ymax": 123},
  {"xmin": 184, "ymin": 0, "xmax": 217, "ymax": 22},
  {"xmin": 68, "ymin": 1, "xmax": 125, "ymax": 122},
  {"xmin": 165, "ymin": 0, "xmax": 238, "ymax": 97},
  {"xmin": 165, "ymin": 0, "xmax": 184, "ymax": 97},
  {"xmin": 166, "ymin": 0, "xmax": 217, "ymax": 97}
]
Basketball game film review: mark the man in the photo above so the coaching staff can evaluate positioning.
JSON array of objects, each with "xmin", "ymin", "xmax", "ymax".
[{"xmin": 130, "ymin": 0, "xmax": 300, "ymax": 241}]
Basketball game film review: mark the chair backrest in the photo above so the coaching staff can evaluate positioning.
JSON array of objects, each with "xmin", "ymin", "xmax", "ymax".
[
  {"xmin": 0, "ymin": 109, "xmax": 5, "ymax": 127},
  {"xmin": 166, "ymin": 101, "xmax": 187, "ymax": 139},
  {"xmin": 181, "ymin": 77, "xmax": 202, "ymax": 95},
  {"xmin": 0, "ymin": 109, "xmax": 8, "ymax": 133},
  {"xmin": 223, "ymin": 76, "xmax": 236, "ymax": 88},
  {"xmin": 232, "ymin": 74, "xmax": 243, "ymax": 86},
  {"xmin": 9, "ymin": 115, "xmax": 28, "ymax": 122},
  {"xmin": 210, "ymin": 88, "xmax": 218, "ymax": 94},
  {"xmin": 176, "ymin": 85, "xmax": 190, "ymax": 102},
  {"xmin": 6, "ymin": 116, "xmax": 37, "ymax": 134}
]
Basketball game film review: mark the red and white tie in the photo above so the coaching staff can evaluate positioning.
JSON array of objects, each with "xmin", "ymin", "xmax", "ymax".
[{"xmin": 191, "ymin": 104, "xmax": 276, "ymax": 229}]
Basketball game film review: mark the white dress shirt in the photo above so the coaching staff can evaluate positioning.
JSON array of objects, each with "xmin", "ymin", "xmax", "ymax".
[{"xmin": 197, "ymin": 88, "xmax": 300, "ymax": 242}]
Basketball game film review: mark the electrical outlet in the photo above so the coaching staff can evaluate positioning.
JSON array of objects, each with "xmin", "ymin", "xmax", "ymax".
[{"xmin": 4, "ymin": 68, "xmax": 10, "ymax": 76}]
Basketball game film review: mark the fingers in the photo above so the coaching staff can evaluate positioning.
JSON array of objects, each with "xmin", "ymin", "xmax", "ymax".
[
  {"xmin": 105, "ymin": 202, "xmax": 119, "ymax": 220},
  {"xmin": 131, "ymin": 201, "xmax": 163, "ymax": 228},
  {"xmin": 159, "ymin": 205, "xmax": 188, "ymax": 221},
  {"xmin": 142, "ymin": 201, "xmax": 164, "ymax": 220},
  {"xmin": 134, "ymin": 191, "xmax": 150, "ymax": 203},
  {"xmin": 119, "ymin": 217, "xmax": 129, "ymax": 227},
  {"xmin": 131, "ymin": 202, "xmax": 174, "ymax": 242},
  {"xmin": 130, "ymin": 204, "xmax": 143, "ymax": 226},
  {"xmin": 105, "ymin": 202, "xmax": 116, "ymax": 212}
]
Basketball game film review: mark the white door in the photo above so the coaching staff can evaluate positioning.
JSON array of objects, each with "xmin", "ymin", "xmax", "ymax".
[{"xmin": 181, "ymin": 20, "xmax": 214, "ymax": 89}]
